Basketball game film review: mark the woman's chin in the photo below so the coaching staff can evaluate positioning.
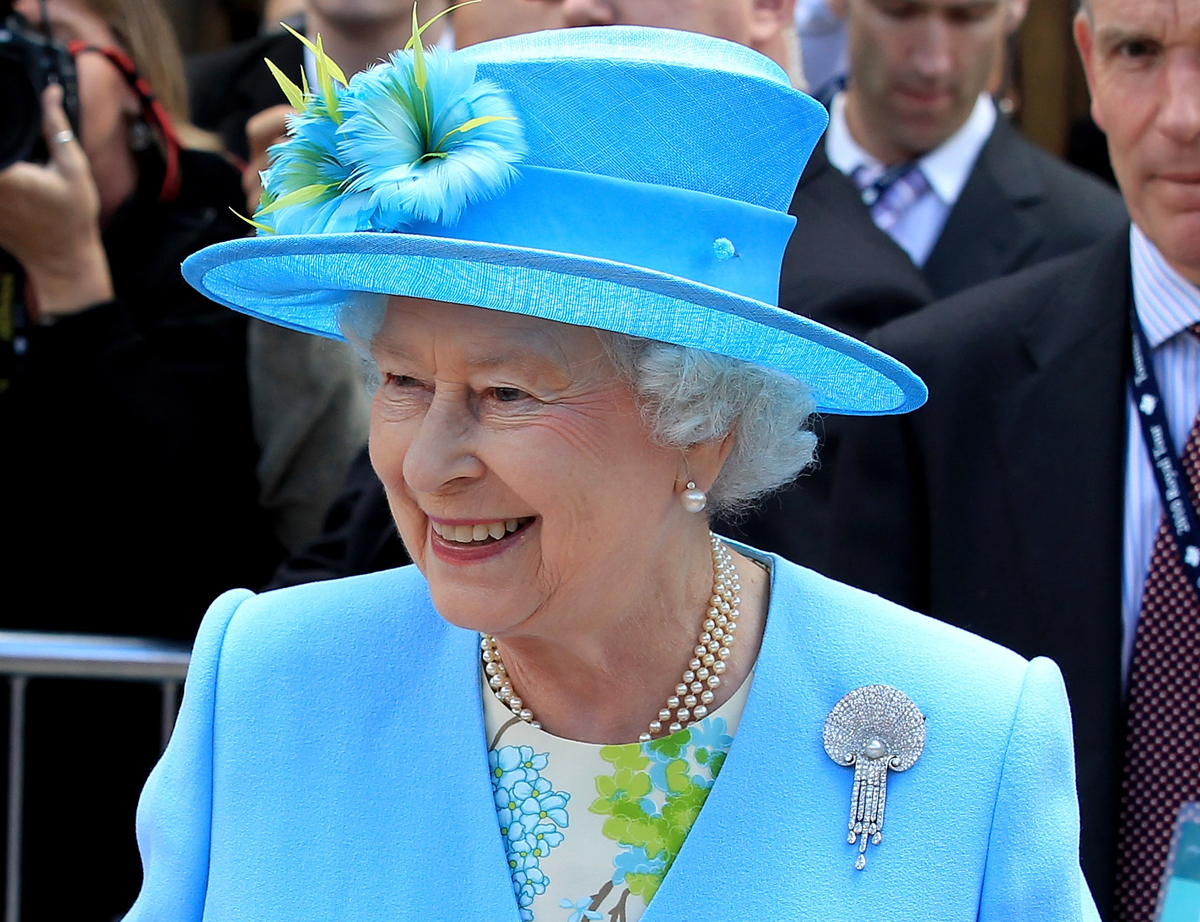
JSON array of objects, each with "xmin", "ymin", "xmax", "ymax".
[{"xmin": 423, "ymin": 518, "xmax": 542, "ymax": 633}]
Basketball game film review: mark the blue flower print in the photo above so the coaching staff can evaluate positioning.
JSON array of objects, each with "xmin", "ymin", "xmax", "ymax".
[
  {"xmin": 517, "ymin": 786, "xmax": 571, "ymax": 827},
  {"xmin": 612, "ymin": 846, "xmax": 668, "ymax": 885},
  {"xmin": 490, "ymin": 745, "xmax": 570, "ymax": 921},
  {"xmin": 490, "ymin": 745, "xmax": 549, "ymax": 791},
  {"xmin": 688, "ymin": 717, "xmax": 732, "ymax": 753},
  {"xmin": 560, "ymin": 896, "xmax": 603, "ymax": 922}
]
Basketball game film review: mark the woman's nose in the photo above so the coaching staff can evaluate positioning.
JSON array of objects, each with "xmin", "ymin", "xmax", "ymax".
[{"xmin": 400, "ymin": 392, "xmax": 487, "ymax": 496}]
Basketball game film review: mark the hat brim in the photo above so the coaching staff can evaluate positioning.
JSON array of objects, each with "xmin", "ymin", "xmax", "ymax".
[{"xmin": 184, "ymin": 233, "xmax": 927, "ymax": 416}]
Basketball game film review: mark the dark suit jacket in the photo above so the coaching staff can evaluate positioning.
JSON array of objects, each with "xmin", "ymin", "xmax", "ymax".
[
  {"xmin": 716, "ymin": 151, "xmax": 935, "ymax": 559},
  {"xmin": 922, "ymin": 116, "xmax": 1128, "ymax": 298},
  {"xmin": 820, "ymin": 231, "xmax": 1133, "ymax": 916},
  {"xmin": 727, "ymin": 117, "xmax": 1128, "ymax": 593},
  {"xmin": 187, "ymin": 28, "xmax": 305, "ymax": 161},
  {"xmin": 779, "ymin": 143, "xmax": 933, "ymax": 337}
]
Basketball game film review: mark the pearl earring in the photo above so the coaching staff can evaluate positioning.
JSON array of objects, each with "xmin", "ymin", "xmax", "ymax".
[{"xmin": 681, "ymin": 481, "xmax": 707, "ymax": 513}]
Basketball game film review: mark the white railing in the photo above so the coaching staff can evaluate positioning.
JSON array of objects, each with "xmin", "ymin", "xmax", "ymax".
[{"xmin": 0, "ymin": 632, "xmax": 190, "ymax": 922}]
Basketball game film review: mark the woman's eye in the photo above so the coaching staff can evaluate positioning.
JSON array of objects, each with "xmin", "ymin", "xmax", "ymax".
[
  {"xmin": 386, "ymin": 374, "xmax": 418, "ymax": 387},
  {"xmin": 493, "ymin": 386, "xmax": 529, "ymax": 403}
]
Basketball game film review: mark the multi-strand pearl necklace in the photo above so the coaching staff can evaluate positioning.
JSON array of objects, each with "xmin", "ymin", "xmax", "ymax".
[{"xmin": 481, "ymin": 532, "xmax": 741, "ymax": 742}]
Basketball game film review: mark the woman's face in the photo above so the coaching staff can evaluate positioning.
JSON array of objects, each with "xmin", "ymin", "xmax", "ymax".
[
  {"xmin": 369, "ymin": 297, "xmax": 689, "ymax": 637},
  {"xmin": 15, "ymin": 0, "xmax": 139, "ymax": 212}
]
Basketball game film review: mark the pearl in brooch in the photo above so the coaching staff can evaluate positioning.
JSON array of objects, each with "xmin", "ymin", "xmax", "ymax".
[{"xmin": 482, "ymin": 533, "xmax": 740, "ymax": 742}]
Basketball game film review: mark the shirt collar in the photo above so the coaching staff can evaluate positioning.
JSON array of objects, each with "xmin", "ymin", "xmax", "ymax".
[
  {"xmin": 1130, "ymin": 223, "xmax": 1200, "ymax": 348},
  {"xmin": 826, "ymin": 92, "xmax": 996, "ymax": 207}
]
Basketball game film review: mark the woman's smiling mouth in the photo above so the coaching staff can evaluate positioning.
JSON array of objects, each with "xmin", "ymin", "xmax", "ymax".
[{"xmin": 430, "ymin": 517, "xmax": 535, "ymax": 545}]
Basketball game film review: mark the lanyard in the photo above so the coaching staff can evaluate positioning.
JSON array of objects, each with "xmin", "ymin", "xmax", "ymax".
[{"xmin": 1128, "ymin": 302, "xmax": 1200, "ymax": 593}]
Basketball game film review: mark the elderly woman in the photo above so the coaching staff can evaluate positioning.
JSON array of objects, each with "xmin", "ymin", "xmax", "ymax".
[{"xmin": 128, "ymin": 25, "xmax": 1097, "ymax": 922}]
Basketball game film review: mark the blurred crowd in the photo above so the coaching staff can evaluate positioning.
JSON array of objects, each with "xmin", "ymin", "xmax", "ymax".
[{"xmin": 0, "ymin": 0, "xmax": 1194, "ymax": 920}]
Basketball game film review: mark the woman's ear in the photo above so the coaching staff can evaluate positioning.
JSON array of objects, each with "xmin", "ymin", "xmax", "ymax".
[{"xmin": 680, "ymin": 432, "xmax": 736, "ymax": 493}]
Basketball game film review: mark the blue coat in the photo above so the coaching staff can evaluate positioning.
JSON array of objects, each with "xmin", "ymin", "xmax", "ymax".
[{"xmin": 125, "ymin": 554, "xmax": 1100, "ymax": 921}]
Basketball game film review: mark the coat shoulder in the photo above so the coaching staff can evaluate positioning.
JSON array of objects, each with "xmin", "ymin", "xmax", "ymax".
[
  {"xmin": 214, "ymin": 566, "xmax": 451, "ymax": 669},
  {"xmin": 1015, "ymin": 130, "xmax": 1128, "ymax": 234},
  {"xmin": 186, "ymin": 30, "xmax": 299, "ymax": 94},
  {"xmin": 875, "ymin": 230, "xmax": 1128, "ymax": 367},
  {"xmin": 767, "ymin": 554, "xmax": 1035, "ymax": 691}
]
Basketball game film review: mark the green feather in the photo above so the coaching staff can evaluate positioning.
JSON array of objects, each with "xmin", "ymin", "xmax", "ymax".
[
  {"xmin": 404, "ymin": 0, "xmax": 479, "ymax": 51},
  {"xmin": 265, "ymin": 57, "xmax": 306, "ymax": 112},
  {"xmin": 436, "ymin": 115, "xmax": 516, "ymax": 150},
  {"xmin": 230, "ymin": 207, "xmax": 276, "ymax": 234},
  {"xmin": 256, "ymin": 182, "xmax": 337, "ymax": 216}
]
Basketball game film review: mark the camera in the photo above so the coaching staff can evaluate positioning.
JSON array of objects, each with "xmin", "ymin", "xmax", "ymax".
[{"xmin": 0, "ymin": 0, "xmax": 81, "ymax": 170}]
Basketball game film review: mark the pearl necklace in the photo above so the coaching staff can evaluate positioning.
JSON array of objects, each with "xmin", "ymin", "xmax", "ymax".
[{"xmin": 481, "ymin": 532, "xmax": 741, "ymax": 742}]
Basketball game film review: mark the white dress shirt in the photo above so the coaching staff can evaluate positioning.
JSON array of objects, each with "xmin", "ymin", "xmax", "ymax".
[
  {"xmin": 825, "ymin": 92, "xmax": 997, "ymax": 267},
  {"xmin": 1121, "ymin": 224, "xmax": 1200, "ymax": 675}
]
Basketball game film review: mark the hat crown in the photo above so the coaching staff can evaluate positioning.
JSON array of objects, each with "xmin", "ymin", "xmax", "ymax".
[{"xmin": 461, "ymin": 26, "xmax": 826, "ymax": 212}]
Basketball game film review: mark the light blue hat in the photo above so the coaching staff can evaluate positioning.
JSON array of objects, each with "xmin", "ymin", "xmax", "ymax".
[{"xmin": 182, "ymin": 25, "xmax": 926, "ymax": 416}]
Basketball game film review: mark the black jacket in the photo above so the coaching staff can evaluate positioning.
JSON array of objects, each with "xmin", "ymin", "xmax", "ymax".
[
  {"xmin": 821, "ymin": 232, "xmax": 1132, "ymax": 915},
  {"xmin": 726, "ymin": 116, "xmax": 1129, "ymax": 575},
  {"xmin": 921, "ymin": 116, "xmax": 1128, "ymax": 298},
  {"xmin": 187, "ymin": 28, "xmax": 305, "ymax": 160},
  {"xmin": 779, "ymin": 141, "xmax": 933, "ymax": 337},
  {"xmin": 1, "ymin": 149, "xmax": 283, "ymax": 642},
  {"xmin": 717, "ymin": 154, "xmax": 933, "ymax": 559},
  {"xmin": 0, "ymin": 148, "xmax": 284, "ymax": 921}
]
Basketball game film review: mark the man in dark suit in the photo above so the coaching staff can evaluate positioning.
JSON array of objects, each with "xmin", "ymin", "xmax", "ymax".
[
  {"xmin": 727, "ymin": 0, "xmax": 1128, "ymax": 568},
  {"xmin": 820, "ymin": 0, "xmax": 1200, "ymax": 916},
  {"xmin": 819, "ymin": 0, "xmax": 1126, "ymax": 299}
]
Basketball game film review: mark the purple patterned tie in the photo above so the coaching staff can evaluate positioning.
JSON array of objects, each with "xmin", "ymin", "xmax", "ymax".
[
  {"xmin": 852, "ymin": 162, "xmax": 931, "ymax": 233},
  {"xmin": 1114, "ymin": 324, "xmax": 1200, "ymax": 921}
]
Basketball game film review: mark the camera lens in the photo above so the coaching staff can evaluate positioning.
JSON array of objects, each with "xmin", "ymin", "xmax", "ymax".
[{"xmin": 0, "ymin": 55, "xmax": 42, "ymax": 169}]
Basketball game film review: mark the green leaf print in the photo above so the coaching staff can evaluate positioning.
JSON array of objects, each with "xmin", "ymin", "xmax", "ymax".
[
  {"xmin": 600, "ymin": 745, "xmax": 650, "ymax": 773},
  {"xmin": 590, "ymin": 731, "xmax": 723, "ymax": 908}
]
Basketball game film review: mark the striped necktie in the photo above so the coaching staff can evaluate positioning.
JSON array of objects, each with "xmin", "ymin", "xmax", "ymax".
[
  {"xmin": 851, "ymin": 162, "xmax": 931, "ymax": 233},
  {"xmin": 1114, "ymin": 323, "xmax": 1200, "ymax": 921}
]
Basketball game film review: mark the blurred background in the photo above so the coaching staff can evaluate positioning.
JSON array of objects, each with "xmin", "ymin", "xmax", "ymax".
[{"xmin": 170, "ymin": 0, "xmax": 1103, "ymax": 174}]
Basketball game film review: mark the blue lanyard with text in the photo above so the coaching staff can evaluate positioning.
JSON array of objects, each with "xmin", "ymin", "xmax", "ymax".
[{"xmin": 1128, "ymin": 302, "xmax": 1200, "ymax": 593}]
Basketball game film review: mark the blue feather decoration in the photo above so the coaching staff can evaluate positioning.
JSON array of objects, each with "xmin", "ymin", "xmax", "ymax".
[
  {"xmin": 251, "ymin": 20, "xmax": 525, "ymax": 235},
  {"xmin": 339, "ymin": 48, "xmax": 526, "ymax": 227}
]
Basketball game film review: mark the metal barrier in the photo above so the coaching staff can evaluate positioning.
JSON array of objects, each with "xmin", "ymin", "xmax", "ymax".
[{"xmin": 0, "ymin": 632, "xmax": 191, "ymax": 922}]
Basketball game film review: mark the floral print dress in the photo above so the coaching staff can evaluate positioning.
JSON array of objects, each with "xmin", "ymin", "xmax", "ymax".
[{"xmin": 483, "ymin": 666, "xmax": 752, "ymax": 922}]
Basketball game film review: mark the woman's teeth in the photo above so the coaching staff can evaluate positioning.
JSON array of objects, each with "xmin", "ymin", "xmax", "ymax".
[{"xmin": 431, "ymin": 518, "xmax": 526, "ymax": 544}]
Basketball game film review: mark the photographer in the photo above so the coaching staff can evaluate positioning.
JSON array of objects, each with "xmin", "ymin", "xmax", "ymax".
[{"xmin": 0, "ymin": 0, "xmax": 283, "ymax": 917}]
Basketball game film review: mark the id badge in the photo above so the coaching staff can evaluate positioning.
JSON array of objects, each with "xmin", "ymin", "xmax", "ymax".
[{"xmin": 1157, "ymin": 803, "xmax": 1200, "ymax": 922}]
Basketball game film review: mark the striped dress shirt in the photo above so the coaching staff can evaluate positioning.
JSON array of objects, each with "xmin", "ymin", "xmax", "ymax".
[{"xmin": 1121, "ymin": 224, "xmax": 1200, "ymax": 675}]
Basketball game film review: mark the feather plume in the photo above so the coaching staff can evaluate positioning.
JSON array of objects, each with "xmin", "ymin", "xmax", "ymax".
[
  {"xmin": 252, "ymin": 10, "xmax": 525, "ymax": 235},
  {"xmin": 338, "ymin": 47, "xmax": 525, "ymax": 226}
]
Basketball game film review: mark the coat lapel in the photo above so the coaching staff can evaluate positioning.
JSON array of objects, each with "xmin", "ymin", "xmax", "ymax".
[{"xmin": 922, "ymin": 119, "xmax": 1046, "ymax": 298}]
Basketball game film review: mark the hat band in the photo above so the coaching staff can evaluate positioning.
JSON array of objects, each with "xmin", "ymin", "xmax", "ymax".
[{"xmin": 397, "ymin": 165, "xmax": 796, "ymax": 306}]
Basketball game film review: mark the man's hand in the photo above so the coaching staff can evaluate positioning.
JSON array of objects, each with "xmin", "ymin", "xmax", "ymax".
[
  {"xmin": 242, "ymin": 104, "xmax": 294, "ymax": 214},
  {"xmin": 0, "ymin": 83, "xmax": 114, "ymax": 318}
]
